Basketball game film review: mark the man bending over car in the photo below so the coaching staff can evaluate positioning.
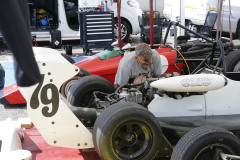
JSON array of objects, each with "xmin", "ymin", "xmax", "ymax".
[{"xmin": 114, "ymin": 43, "xmax": 180, "ymax": 89}]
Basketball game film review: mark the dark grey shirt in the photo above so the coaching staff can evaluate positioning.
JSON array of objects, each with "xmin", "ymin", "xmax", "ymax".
[{"xmin": 114, "ymin": 50, "xmax": 162, "ymax": 86}]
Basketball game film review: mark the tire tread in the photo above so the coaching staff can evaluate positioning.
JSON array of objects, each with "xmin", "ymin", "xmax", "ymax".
[{"xmin": 171, "ymin": 125, "xmax": 230, "ymax": 160}]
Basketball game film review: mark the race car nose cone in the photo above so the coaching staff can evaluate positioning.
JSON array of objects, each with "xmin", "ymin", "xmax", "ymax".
[{"xmin": 150, "ymin": 74, "xmax": 227, "ymax": 92}]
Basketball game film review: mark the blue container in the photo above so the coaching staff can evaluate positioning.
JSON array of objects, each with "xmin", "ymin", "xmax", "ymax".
[
  {"xmin": 32, "ymin": 9, "xmax": 37, "ymax": 26},
  {"xmin": 0, "ymin": 64, "xmax": 5, "ymax": 89}
]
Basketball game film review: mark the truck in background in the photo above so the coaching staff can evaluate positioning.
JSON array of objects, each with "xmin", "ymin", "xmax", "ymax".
[
  {"xmin": 164, "ymin": 0, "xmax": 240, "ymax": 39},
  {"xmin": 28, "ymin": 0, "xmax": 142, "ymax": 48}
]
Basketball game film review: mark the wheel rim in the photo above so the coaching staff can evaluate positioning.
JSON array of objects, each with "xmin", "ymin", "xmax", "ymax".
[
  {"xmin": 233, "ymin": 61, "xmax": 240, "ymax": 72},
  {"xmin": 112, "ymin": 120, "xmax": 153, "ymax": 159},
  {"xmin": 64, "ymin": 79, "xmax": 78, "ymax": 97},
  {"xmin": 114, "ymin": 23, "xmax": 127, "ymax": 40},
  {"xmin": 61, "ymin": 76, "xmax": 80, "ymax": 98},
  {"xmin": 194, "ymin": 143, "xmax": 236, "ymax": 160}
]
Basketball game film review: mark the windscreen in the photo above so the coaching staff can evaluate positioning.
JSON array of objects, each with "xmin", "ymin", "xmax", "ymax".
[{"xmin": 96, "ymin": 49, "xmax": 124, "ymax": 60}]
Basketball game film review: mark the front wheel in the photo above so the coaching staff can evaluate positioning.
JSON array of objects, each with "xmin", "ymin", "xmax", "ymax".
[
  {"xmin": 93, "ymin": 102, "xmax": 162, "ymax": 160},
  {"xmin": 171, "ymin": 125, "xmax": 240, "ymax": 160}
]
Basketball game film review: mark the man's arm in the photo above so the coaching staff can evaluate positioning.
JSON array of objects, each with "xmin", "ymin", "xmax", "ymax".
[{"xmin": 114, "ymin": 66, "xmax": 132, "ymax": 88}]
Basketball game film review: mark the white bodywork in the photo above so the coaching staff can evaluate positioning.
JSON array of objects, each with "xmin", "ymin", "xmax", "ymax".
[
  {"xmin": 149, "ymin": 94, "xmax": 206, "ymax": 118},
  {"xmin": 148, "ymin": 73, "xmax": 240, "ymax": 130},
  {"xmin": 26, "ymin": 47, "xmax": 94, "ymax": 149},
  {"xmin": 150, "ymin": 74, "xmax": 227, "ymax": 92},
  {"xmin": 164, "ymin": 0, "xmax": 240, "ymax": 34}
]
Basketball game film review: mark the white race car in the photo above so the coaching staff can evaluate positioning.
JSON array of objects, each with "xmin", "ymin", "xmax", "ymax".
[{"xmin": 23, "ymin": 39, "xmax": 240, "ymax": 160}]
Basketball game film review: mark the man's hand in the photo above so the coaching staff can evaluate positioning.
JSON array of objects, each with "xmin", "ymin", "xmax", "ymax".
[
  {"xmin": 171, "ymin": 72, "xmax": 180, "ymax": 77},
  {"xmin": 133, "ymin": 74, "xmax": 152, "ymax": 84},
  {"xmin": 165, "ymin": 72, "xmax": 180, "ymax": 77},
  {"xmin": 157, "ymin": 72, "xmax": 180, "ymax": 78}
]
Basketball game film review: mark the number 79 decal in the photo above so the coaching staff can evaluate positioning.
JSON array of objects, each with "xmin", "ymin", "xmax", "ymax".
[{"xmin": 30, "ymin": 74, "xmax": 59, "ymax": 117}]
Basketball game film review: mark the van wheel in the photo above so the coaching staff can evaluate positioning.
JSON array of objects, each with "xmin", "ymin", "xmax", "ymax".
[
  {"xmin": 226, "ymin": 50, "xmax": 240, "ymax": 72},
  {"xmin": 93, "ymin": 102, "xmax": 162, "ymax": 160},
  {"xmin": 67, "ymin": 75, "xmax": 115, "ymax": 107},
  {"xmin": 171, "ymin": 125, "xmax": 240, "ymax": 160},
  {"xmin": 60, "ymin": 68, "xmax": 91, "ymax": 98},
  {"xmin": 114, "ymin": 19, "xmax": 131, "ymax": 43}
]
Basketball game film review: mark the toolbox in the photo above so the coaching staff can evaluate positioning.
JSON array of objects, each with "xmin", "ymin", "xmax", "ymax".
[{"xmin": 79, "ymin": 11, "xmax": 114, "ymax": 55}]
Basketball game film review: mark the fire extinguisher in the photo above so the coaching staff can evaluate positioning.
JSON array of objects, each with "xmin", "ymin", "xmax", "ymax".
[{"xmin": 101, "ymin": 1, "xmax": 104, "ymax": 11}]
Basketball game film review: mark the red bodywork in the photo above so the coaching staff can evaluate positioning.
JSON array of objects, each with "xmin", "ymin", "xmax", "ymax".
[{"xmin": 74, "ymin": 46, "xmax": 183, "ymax": 85}]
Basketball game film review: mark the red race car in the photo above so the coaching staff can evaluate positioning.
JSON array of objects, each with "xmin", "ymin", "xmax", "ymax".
[
  {"xmin": 62, "ymin": 45, "xmax": 183, "ymax": 108},
  {"xmin": 75, "ymin": 46, "xmax": 182, "ymax": 85}
]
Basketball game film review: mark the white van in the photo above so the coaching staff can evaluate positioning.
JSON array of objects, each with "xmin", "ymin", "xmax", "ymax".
[
  {"xmin": 28, "ymin": 0, "xmax": 142, "ymax": 45},
  {"xmin": 164, "ymin": 0, "xmax": 240, "ymax": 39},
  {"xmin": 135, "ymin": 0, "xmax": 164, "ymax": 18}
]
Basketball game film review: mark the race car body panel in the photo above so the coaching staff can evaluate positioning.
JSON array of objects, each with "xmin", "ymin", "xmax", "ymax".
[
  {"xmin": 26, "ymin": 48, "xmax": 94, "ymax": 149},
  {"xmin": 149, "ymin": 73, "xmax": 240, "ymax": 131}
]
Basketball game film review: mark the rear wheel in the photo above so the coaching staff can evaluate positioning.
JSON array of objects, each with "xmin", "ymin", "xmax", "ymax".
[
  {"xmin": 67, "ymin": 75, "xmax": 115, "ymax": 107},
  {"xmin": 114, "ymin": 19, "xmax": 131, "ymax": 43},
  {"xmin": 226, "ymin": 50, "xmax": 240, "ymax": 72},
  {"xmin": 93, "ymin": 102, "xmax": 162, "ymax": 160},
  {"xmin": 171, "ymin": 125, "xmax": 240, "ymax": 160},
  {"xmin": 60, "ymin": 68, "xmax": 90, "ymax": 98}
]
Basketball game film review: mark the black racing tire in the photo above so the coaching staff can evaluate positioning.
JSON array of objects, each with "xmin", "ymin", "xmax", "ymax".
[
  {"xmin": 67, "ymin": 75, "xmax": 115, "ymax": 107},
  {"xmin": 93, "ymin": 102, "xmax": 162, "ymax": 160},
  {"xmin": 192, "ymin": 43, "xmax": 213, "ymax": 48},
  {"xmin": 61, "ymin": 53, "xmax": 75, "ymax": 64},
  {"xmin": 60, "ymin": 68, "xmax": 91, "ymax": 98},
  {"xmin": 114, "ymin": 19, "xmax": 131, "ymax": 43},
  {"xmin": 226, "ymin": 50, "xmax": 240, "ymax": 72},
  {"xmin": 237, "ymin": 25, "xmax": 240, "ymax": 39},
  {"xmin": 171, "ymin": 125, "xmax": 240, "ymax": 160}
]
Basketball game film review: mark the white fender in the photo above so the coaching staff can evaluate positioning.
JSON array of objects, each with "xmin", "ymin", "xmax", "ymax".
[
  {"xmin": 26, "ymin": 48, "xmax": 94, "ymax": 149},
  {"xmin": 150, "ymin": 74, "xmax": 227, "ymax": 92}
]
